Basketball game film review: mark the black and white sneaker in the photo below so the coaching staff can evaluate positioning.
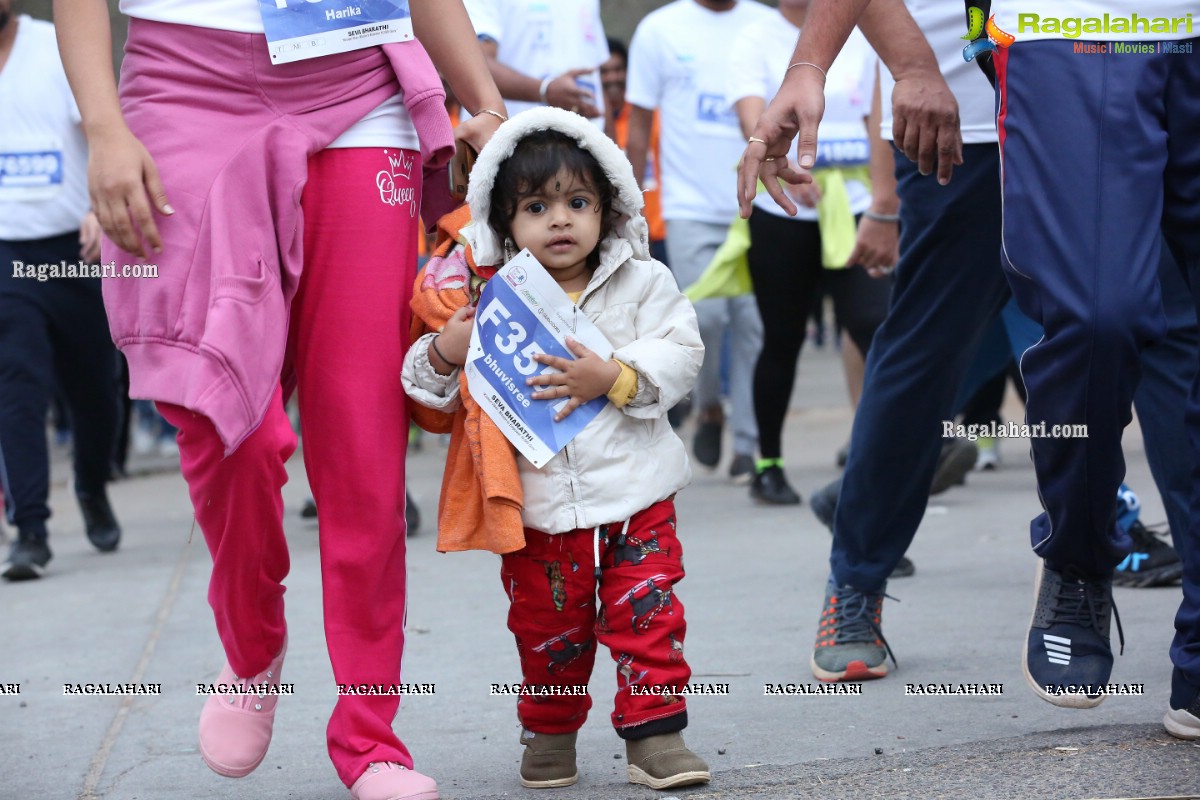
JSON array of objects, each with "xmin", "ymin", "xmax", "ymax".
[
  {"xmin": 1164, "ymin": 667, "xmax": 1200, "ymax": 740},
  {"xmin": 1113, "ymin": 520, "xmax": 1182, "ymax": 587},
  {"xmin": 2, "ymin": 535, "xmax": 52, "ymax": 581},
  {"xmin": 1023, "ymin": 560, "xmax": 1123, "ymax": 708}
]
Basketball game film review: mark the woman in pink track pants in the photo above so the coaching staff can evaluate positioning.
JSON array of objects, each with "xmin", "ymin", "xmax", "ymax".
[{"xmin": 52, "ymin": 2, "xmax": 505, "ymax": 798}]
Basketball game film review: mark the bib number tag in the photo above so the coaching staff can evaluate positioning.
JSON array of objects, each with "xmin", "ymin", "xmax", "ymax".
[
  {"xmin": 259, "ymin": 0, "xmax": 413, "ymax": 65},
  {"xmin": 0, "ymin": 139, "xmax": 64, "ymax": 202}
]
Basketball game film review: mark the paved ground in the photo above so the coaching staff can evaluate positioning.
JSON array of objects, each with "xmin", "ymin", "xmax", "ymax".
[{"xmin": 3, "ymin": 345, "xmax": 1198, "ymax": 800}]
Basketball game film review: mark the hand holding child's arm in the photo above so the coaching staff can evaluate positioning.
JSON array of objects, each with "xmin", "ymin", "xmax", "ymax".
[
  {"xmin": 526, "ymin": 337, "xmax": 621, "ymax": 422},
  {"xmin": 430, "ymin": 306, "xmax": 477, "ymax": 375}
]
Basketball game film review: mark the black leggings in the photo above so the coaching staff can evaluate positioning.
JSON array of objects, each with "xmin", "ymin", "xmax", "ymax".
[{"xmin": 747, "ymin": 207, "xmax": 893, "ymax": 460}]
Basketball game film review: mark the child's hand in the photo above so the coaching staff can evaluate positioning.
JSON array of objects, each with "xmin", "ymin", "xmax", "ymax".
[
  {"xmin": 527, "ymin": 337, "xmax": 621, "ymax": 422},
  {"xmin": 432, "ymin": 305, "xmax": 477, "ymax": 374}
]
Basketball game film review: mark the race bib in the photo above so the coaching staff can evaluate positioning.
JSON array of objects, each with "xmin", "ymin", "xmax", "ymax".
[
  {"xmin": 813, "ymin": 138, "xmax": 870, "ymax": 168},
  {"xmin": 0, "ymin": 139, "xmax": 64, "ymax": 202},
  {"xmin": 695, "ymin": 93, "xmax": 738, "ymax": 127},
  {"xmin": 466, "ymin": 250, "xmax": 614, "ymax": 468},
  {"xmin": 259, "ymin": 0, "xmax": 412, "ymax": 65}
]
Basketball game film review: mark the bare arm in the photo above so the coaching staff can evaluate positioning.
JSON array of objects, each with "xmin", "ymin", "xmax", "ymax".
[
  {"xmin": 738, "ymin": 0, "xmax": 959, "ymax": 218},
  {"xmin": 476, "ymin": 38, "xmax": 600, "ymax": 117},
  {"xmin": 857, "ymin": 0, "xmax": 961, "ymax": 181},
  {"xmin": 411, "ymin": 0, "xmax": 508, "ymax": 151},
  {"xmin": 54, "ymin": 0, "xmax": 171, "ymax": 258},
  {"xmin": 624, "ymin": 105, "xmax": 655, "ymax": 192},
  {"xmin": 865, "ymin": 66, "xmax": 899, "ymax": 218},
  {"xmin": 846, "ymin": 63, "xmax": 900, "ymax": 275},
  {"xmin": 412, "ymin": 0, "xmax": 504, "ymax": 116},
  {"xmin": 734, "ymin": 96, "xmax": 766, "ymax": 141}
]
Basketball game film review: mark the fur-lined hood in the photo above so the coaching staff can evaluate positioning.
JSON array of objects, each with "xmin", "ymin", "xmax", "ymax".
[{"xmin": 462, "ymin": 106, "xmax": 651, "ymax": 268}]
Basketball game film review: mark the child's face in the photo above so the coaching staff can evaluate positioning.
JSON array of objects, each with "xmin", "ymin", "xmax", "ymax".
[{"xmin": 509, "ymin": 168, "xmax": 603, "ymax": 290}]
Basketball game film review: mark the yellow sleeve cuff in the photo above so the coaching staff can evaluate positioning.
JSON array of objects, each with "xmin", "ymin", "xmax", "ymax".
[{"xmin": 607, "ymin": 361, "xmax": 639, "ymax": 408}]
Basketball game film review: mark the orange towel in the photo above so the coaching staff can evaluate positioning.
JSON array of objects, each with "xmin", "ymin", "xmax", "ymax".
[{"xmin": 409, "ymin": 206, "xmax": 526, "ymax": 554}]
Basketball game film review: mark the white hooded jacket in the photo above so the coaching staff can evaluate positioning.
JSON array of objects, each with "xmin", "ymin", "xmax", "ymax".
[{"xmin": 402, "ymin": 107, "xmax": 704, "ymax": 534}]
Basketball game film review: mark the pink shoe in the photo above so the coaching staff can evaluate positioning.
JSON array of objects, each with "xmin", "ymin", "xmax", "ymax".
[
  {"xmin": 197, "ymin": 636, "xmax": 287, "ymax": 778},
  {"xmin": 349, "ymin": 762, "xmax": 439, "ymax": 800}
]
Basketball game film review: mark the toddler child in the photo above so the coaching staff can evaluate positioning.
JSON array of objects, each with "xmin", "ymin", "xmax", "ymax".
[{"xmin": 402, "ymin": 107, "xmax": 707, "ymax": 790}]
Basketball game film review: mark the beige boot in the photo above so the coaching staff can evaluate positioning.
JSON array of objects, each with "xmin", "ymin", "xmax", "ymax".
[
  {"xmin": 625, "ymin": 732, "xmax": 711, "ymax": 789},
  {"xmin": 519, "ymin": 729, "xmax": 578, "ymax": 788}
]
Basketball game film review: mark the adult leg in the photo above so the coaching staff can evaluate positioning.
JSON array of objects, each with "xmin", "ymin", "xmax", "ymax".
[
  {"xmin": 745, "ymin": 211, "xmax": 822, "ymax": 462},
  {"xmin": 1159, "ymin": 40, "xmax": 1200, "ymax": 734},
  {"xmin": 997, "ymin": 41, "xmax": 1170, "ymax": 704},
  {"xmin": 744, "ymin": 210, "xmax": 821, "ymax": 504},
  {"xmin": 287, "ymin": 147, "xmax": 422, "ymax": 786},
  {"xmin": 1133, "ymin": 247, "xmax": 1195, "ymax": 543},
  {"xmin": 48, "ymin": 271, "xmax": 123, "ymax": 551},
  {"xmin": 665, "ymin": 220, "xmax": 753, "ymax": 469},
  {"xmin": 813, "ymin": 144, "xmax": 1009, "ymax": 682},
  {"xmin": 831, "ymin": 144, "xmax": 1008, "ymax": 589},
  {"xmin": 0, "ymin": 239, "xmax": 59, "ymax": 578},
  {"xmin": 157, "ymin": 394, "xmax": 293, "ymax": 676},
  {"xmin": 726, "ymin": 287, "xmax": 763, "ymax": 465}
]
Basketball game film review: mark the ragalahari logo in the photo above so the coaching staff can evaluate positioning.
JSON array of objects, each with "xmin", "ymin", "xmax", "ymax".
[{"xmin": 963, "ymin": 5, "xmax": 1016, "ymax": 61}]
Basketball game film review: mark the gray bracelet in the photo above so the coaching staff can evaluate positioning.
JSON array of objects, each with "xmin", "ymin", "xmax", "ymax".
[{"xmin": 864, "ymin": 209, "xmax": 900, "ymax": 223}]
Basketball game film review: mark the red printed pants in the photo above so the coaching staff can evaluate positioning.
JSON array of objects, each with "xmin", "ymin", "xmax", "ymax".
[{"xmin": 499, "ymin": 499, "xmax": 691, "ymax": 738}]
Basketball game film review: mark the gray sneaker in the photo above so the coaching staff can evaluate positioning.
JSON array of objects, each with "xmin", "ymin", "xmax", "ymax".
[
  {"xmin": 2, "ymin": 534, "xmax": 52, "ymax": 581},
  {"xmin": 811, "ymin": 577, "xmax": 894, "ymax": 682}
]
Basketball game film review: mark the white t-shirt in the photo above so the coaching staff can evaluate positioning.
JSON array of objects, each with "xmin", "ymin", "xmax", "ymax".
[
  {"xmin": 993, "ymin": 2, "xmax": 1197, "ymax": 42},
  {"xmin": 0, "ymin": 17, "xmax": 90, "ymax": 241},
  {"xmin": 463, "ymin": 0, "xmax": 608, "ymax": 123},
  {"xmin": 119, "ymin": 0, "xmax": 420, "ymax": 150},
  {"xmin": 627, "ymin": 0, "xmax": 776, "ymax": 224},
  {"xmin": 879, "ymin": 0, "xmax": 997, "ymax": 145},
  {"xmin": 729, "ymin": 15, "xmax": 874, "ymax": 221}
]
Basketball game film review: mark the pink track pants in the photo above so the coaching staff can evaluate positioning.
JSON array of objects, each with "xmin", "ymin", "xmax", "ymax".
[{"xmin": 158, "ymin": 147, "xmax": 421, "ymax": 787}]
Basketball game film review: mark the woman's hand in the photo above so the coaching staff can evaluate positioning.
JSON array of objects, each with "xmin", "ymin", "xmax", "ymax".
[
  {"xmin": 79, "ymin": 211, "xmax": 103, "ymax": 262},
  {"xmin": 431, "ymin": 305, "xmax": 477, "ymax": 374},
  {"xmin": 454, "ymin": 110, "xmax": 504, "ymax": 159},
  {"xmin": 87, "ymin": 122, "xmax": 173, "ymax": 259},
  {"xmin": 846, "ymin": 214, "xmax": 899, "ymax": 277},
  {"xmin": 526, "ymin": 337, "xmax": 621, "ymax": 422}
]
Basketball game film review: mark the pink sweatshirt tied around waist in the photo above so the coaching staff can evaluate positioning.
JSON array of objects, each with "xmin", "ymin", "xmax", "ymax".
[{"xmin": 103, "ymin": 18, "xmax": 456, "ymax": 455}]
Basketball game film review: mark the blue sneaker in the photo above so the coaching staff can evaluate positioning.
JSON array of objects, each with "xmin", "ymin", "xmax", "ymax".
[{"xmin": 1023, "ymin": 561, "xmax": 1124, "ymax": 708}]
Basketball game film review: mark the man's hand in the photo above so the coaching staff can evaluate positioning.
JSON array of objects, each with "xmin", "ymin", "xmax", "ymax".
[
  {"xmin": 890, "ymin": 68, "xmax": 962, "ymax": 184},
  {"xmin": 79, "ymin": 211, "xmax": 103, "ymax": 262},
  {"xmin": 431, "ymin": 305, "xmax": 477, "ymax": 375},
  {"xmin": 87, "ymin": 122, "xmax": 172, "ymax": 259},
  {"xmin": 527, "ymin": 337, "xmax": 621, "ymax": 422},
  {"xmin": 846, "ymin": 215, "xmax": 899, "ymax": 277},
  {"xmin": 544, "ymin": 68, "xmax": 601, "ymax": 118},
  {"xmin": 737, "ymin": 73, "xmax": 825, "ymax": 219}
]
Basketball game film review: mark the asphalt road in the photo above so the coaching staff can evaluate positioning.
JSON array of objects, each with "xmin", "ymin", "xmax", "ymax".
[{"xmin": 3, "ymin": 345, "xmax": 1197, "ymax": 800}]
